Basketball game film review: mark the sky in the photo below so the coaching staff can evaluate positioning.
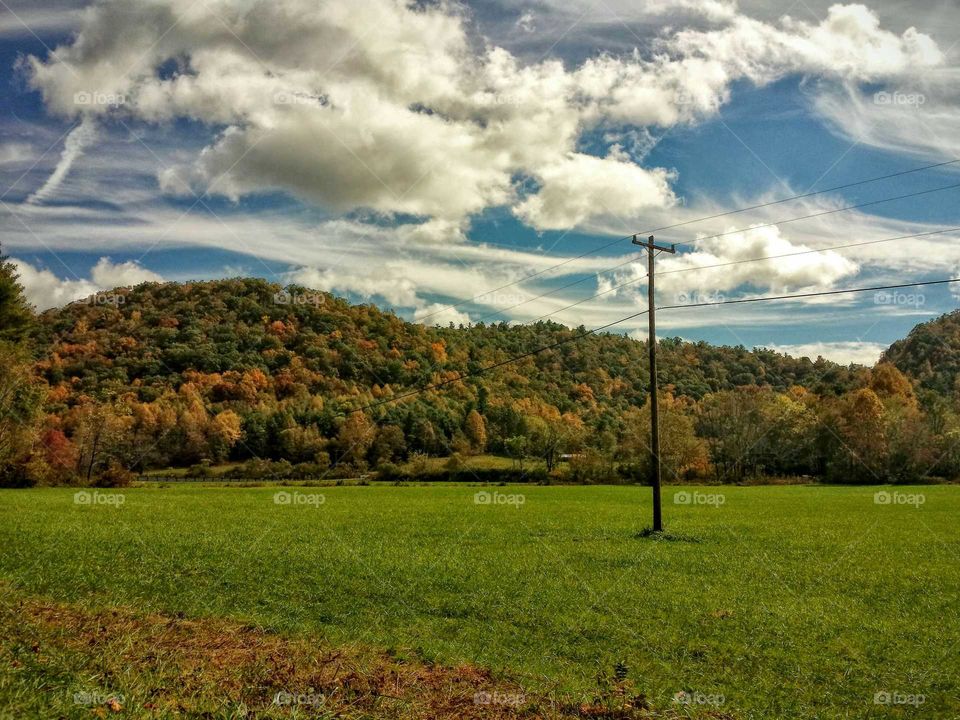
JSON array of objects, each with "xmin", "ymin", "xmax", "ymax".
[{"xmin": 2, "ymin": 0, "xmax": 960, "ymax": 366}]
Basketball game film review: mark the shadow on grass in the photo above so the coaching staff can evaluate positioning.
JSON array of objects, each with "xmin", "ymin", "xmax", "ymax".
[{"xmin": 634, "ymin": 527, "xmax": 703, "ymax": 543}]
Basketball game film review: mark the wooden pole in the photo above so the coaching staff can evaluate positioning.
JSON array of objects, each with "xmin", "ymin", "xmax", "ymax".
[
  {"xmin": 647, "ymin": 240, "xmax": 662, "ymax": 531},
  {"xmin": 632, "ymin": 235, "xmax": 675, "ymax": 532}
]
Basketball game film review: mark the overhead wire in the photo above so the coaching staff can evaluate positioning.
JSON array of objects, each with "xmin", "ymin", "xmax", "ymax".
[
  {"xmin": 350, "ymin": 275, "xmax": 960, "ymax": 414},
  {"xmin": 414, "ymin": 158, "xmax": 960, "ymax": 324}
]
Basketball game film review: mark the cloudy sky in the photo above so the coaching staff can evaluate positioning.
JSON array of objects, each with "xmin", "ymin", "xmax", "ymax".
[{"xmin": 2, "ymin": 0, "xmax": 960, "ymax": 365}]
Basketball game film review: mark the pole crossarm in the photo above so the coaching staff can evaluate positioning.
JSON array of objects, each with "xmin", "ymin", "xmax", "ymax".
[{"xmin": 632, "ymin": 235, "xmax": 676, "ymax": 254}]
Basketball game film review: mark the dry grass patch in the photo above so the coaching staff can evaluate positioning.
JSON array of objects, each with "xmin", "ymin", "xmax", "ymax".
[{"xmin": 0, "ymin": 586, "xmax": 732, "ymax": 719}]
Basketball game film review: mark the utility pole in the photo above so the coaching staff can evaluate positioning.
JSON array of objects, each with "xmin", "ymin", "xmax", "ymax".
[{"xmin": 633, "ymin": 234, "xmax": 675, "ymax": 532}]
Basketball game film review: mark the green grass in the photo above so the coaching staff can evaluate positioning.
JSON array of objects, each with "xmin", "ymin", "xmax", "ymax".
[{"xmin": 1, "ymin": 484, "xmax": 958, "ymax": 718}]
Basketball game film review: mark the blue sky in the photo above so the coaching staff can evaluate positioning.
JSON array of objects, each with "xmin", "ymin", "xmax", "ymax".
[{"xmin": 2, "ymin": 0, "xmax": 960, "ymax": 365}]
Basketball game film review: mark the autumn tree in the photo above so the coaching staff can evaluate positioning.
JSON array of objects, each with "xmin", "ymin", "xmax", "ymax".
[
  {"xmin": 868, "ymin": 364, "xmax": 929, "ymax": 482},
  {"xmin": 0, "ymin": 345, "xmax": 44, "ymax": 486},
  {"xmin": 29, "ymin": 427, "xmax": 77, "ymax": 485},
  {"xmin": 697, "ymin": 387, "xmax": 779, "ymax": 481},
  {"xmin": 71, "ymin": 402, "xmax": 132, "ymax": 485},
  {"xmin": 209, "ymin": 410, "xmax": 244, "ymax": 461},
  {"xmin": 826, "ymin": 388, "xmax": 887, "ymax": 482},
  {"xmin": 336, "ymin": 412, "xmax": 375, "ymax": 469},
  {"xmin": 370, "ymin": 424, "xmax": 406, "ymax": 465},
  {"xmin": 621, "ymin": 395, "xmax": 708, "ymax": 482},
  {"xmin": 464, "ymin": 409, "xmax": 487, "ymax": 453}
]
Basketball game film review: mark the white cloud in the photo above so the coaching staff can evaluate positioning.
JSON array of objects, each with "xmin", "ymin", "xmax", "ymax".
[
  {"xmin": 601, "ymin": 224, "xmax": 860, "ymax": 305},
  {"xmin": 413, "ymin": 303, "xmax": 472, "ymax": 327},
  {"xmin": 286, "ymin": 265, "xmax": 419, "ymax": 308},
  {"xmin": 0, "ymin": 143, "xmax": 34, "ymax": 165},
  {"xmin": 23, "ymin": 0, "xmax": 943, "ymax": 233},
  {"xmin": 0, "ymin": 6, "xmax": 85, "ymax": 38},
  {"xmin": 515, "ymin": 11, "xmax": 535, "ymax": 33},
  {"xmin": 26, "ymin": 118, "xmax": 97, "ymax": 205},
  {"xmin": 513, "ymin": 151, "xmax": 677, "ymax": 230},
  {"xmin": 813, "ymin": 71, "xmax": 960, "ymax": 160},
  {"xmin": 12, "ymin": 260, "xmax": 98, "ymax": 310},
  {"xmin": 11, "ymin": 256, "xmax": 163, "ymax": 311},
  {"xmin": 760, "ymin": 341, "xmax": 886, "ymax": 366},
  {"xmin": 666, "ymin": 4, "xmax": 942, "ymax": 84},
  {"xmin": 89, "ymin": 257, "xmax": 163, "ymax": 287}
]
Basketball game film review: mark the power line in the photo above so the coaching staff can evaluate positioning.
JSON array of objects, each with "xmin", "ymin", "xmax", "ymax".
[
  {"xmin": 470, "ymin": 225, "xmax": 960, "ymax": 327},
  {"xmin": 351, "ymin": 275, "xmax": 960, "ymax": 414},
  {"xmin": 681, "ymin": 181, "xmax": 960, "ymax": 247},
  {"xmin": 657, "ymin": 277, "xmax": 960, "ymax": 311},
  {"xmin": 467, "ymin": 224, "xmax": 960, "ymax": 326},
  {"xmin": 353, "ymin": 307, "xmax": 650, "ymax": 413},
  {"xmin": 521, "ymin": 225, "xmax": 960, "ymax": 325},
  {"xmin": 628, "ymin": 158, "xmax": 960, "ymax": 237},
  {"xmin": 471, "ymin": 252, "xmax": 645, "ymax": 324},
  {"xmin": 414, "ymin": 234, "xmax": 631, "ymax": 323},
  {"xmin": 415, "ymin": 158, "xmax": 960, "ymax": 324}
]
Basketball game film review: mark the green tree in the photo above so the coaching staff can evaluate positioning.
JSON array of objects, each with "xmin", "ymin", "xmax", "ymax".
[
  {"xmin": 0, "ymin": 249, "xmax": 34, "ymax": 345},
  {"xmin": 527, "ymin": 411, "xmax": 584, "ymax": 472},
  {"xmin": 504, "ymin": 435, "xmax": 528, "ymax": 470}
]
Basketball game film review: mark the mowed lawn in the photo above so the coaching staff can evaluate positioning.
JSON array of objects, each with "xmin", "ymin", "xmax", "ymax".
[{"xmin": 1, "ymin": 484, "xmax": 958, "ymax": 718}]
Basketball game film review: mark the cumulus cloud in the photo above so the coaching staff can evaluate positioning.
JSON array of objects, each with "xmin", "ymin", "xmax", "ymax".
[
  {"xmin": 12, "ymin": 260, "xmax": 98, "ymax": 310},
  {"xmin": 666, "ymin": 4, "xmax": 942, "ymax": 84},
  {"xmin": 602, "ymin": 224, "xmax": 860, "ymax": 305},
  {"xmin": 89, "ymin": 256, "xmax": 164, "ymax": 287},
  {"xmin": 413, "ymin": 303, "xmax": 472, "ymax": 327},
  {"xmin": 286, "ymin": 265, "xmax": 420, "ymax": 308},
  {"xmin": 287, "ymin": 265, "xmax": 476, "ymax": 326},
  {"xmin": 670, "ymin": 225, "xmax": 859, "ymax": 290},
  {"xmin": 11, "ymin": 256, "xmax": 162, "ymax": 310},
  {"xmin": 23, "ymin": 0, "xmax": 943, "ymax": 233},
  {"xmin": 513, "ymin": 151, "xmax": 676, "ymax": 230}
]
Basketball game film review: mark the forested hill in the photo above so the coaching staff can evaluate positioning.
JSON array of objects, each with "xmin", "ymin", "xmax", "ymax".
[
  {"xmin": 36, "ymin": 278, "xmax": 859, "ymax": 413},
  {"xmin": 11, "ymin": 276, "xmax": 946, "ymax": 485},
  {"xmin": 883, "ymin": 309, "xmax": 960, "ymax": 394}
]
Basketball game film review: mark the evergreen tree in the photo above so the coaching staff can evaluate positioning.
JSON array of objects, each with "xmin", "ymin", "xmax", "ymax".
[{"xmin": 0, "ymin": 246, "xmax": 34, "ymax": 345}]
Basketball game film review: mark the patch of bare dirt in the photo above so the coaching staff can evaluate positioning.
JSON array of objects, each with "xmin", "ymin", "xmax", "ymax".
[{"xmin": 0, "ymin": 587, "xmax": 735, "ymax": 719}]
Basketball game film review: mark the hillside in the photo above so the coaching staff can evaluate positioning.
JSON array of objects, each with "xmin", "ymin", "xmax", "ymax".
[
  {"xmin": 36, "ymin": 278, "xmax": 858, "ymax": 402},
  {"xmin": 883, "ymin": 309, "xmax": 960, "ymax": 394},
  {"xmin": 1, "ymin": 277, "xmax": 951, "ymax": 485}
]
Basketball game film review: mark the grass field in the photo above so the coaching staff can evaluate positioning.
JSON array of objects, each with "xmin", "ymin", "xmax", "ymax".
[{"xmin": 1, "ymin": 484, "xmax": 958, "ymax": 718}]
